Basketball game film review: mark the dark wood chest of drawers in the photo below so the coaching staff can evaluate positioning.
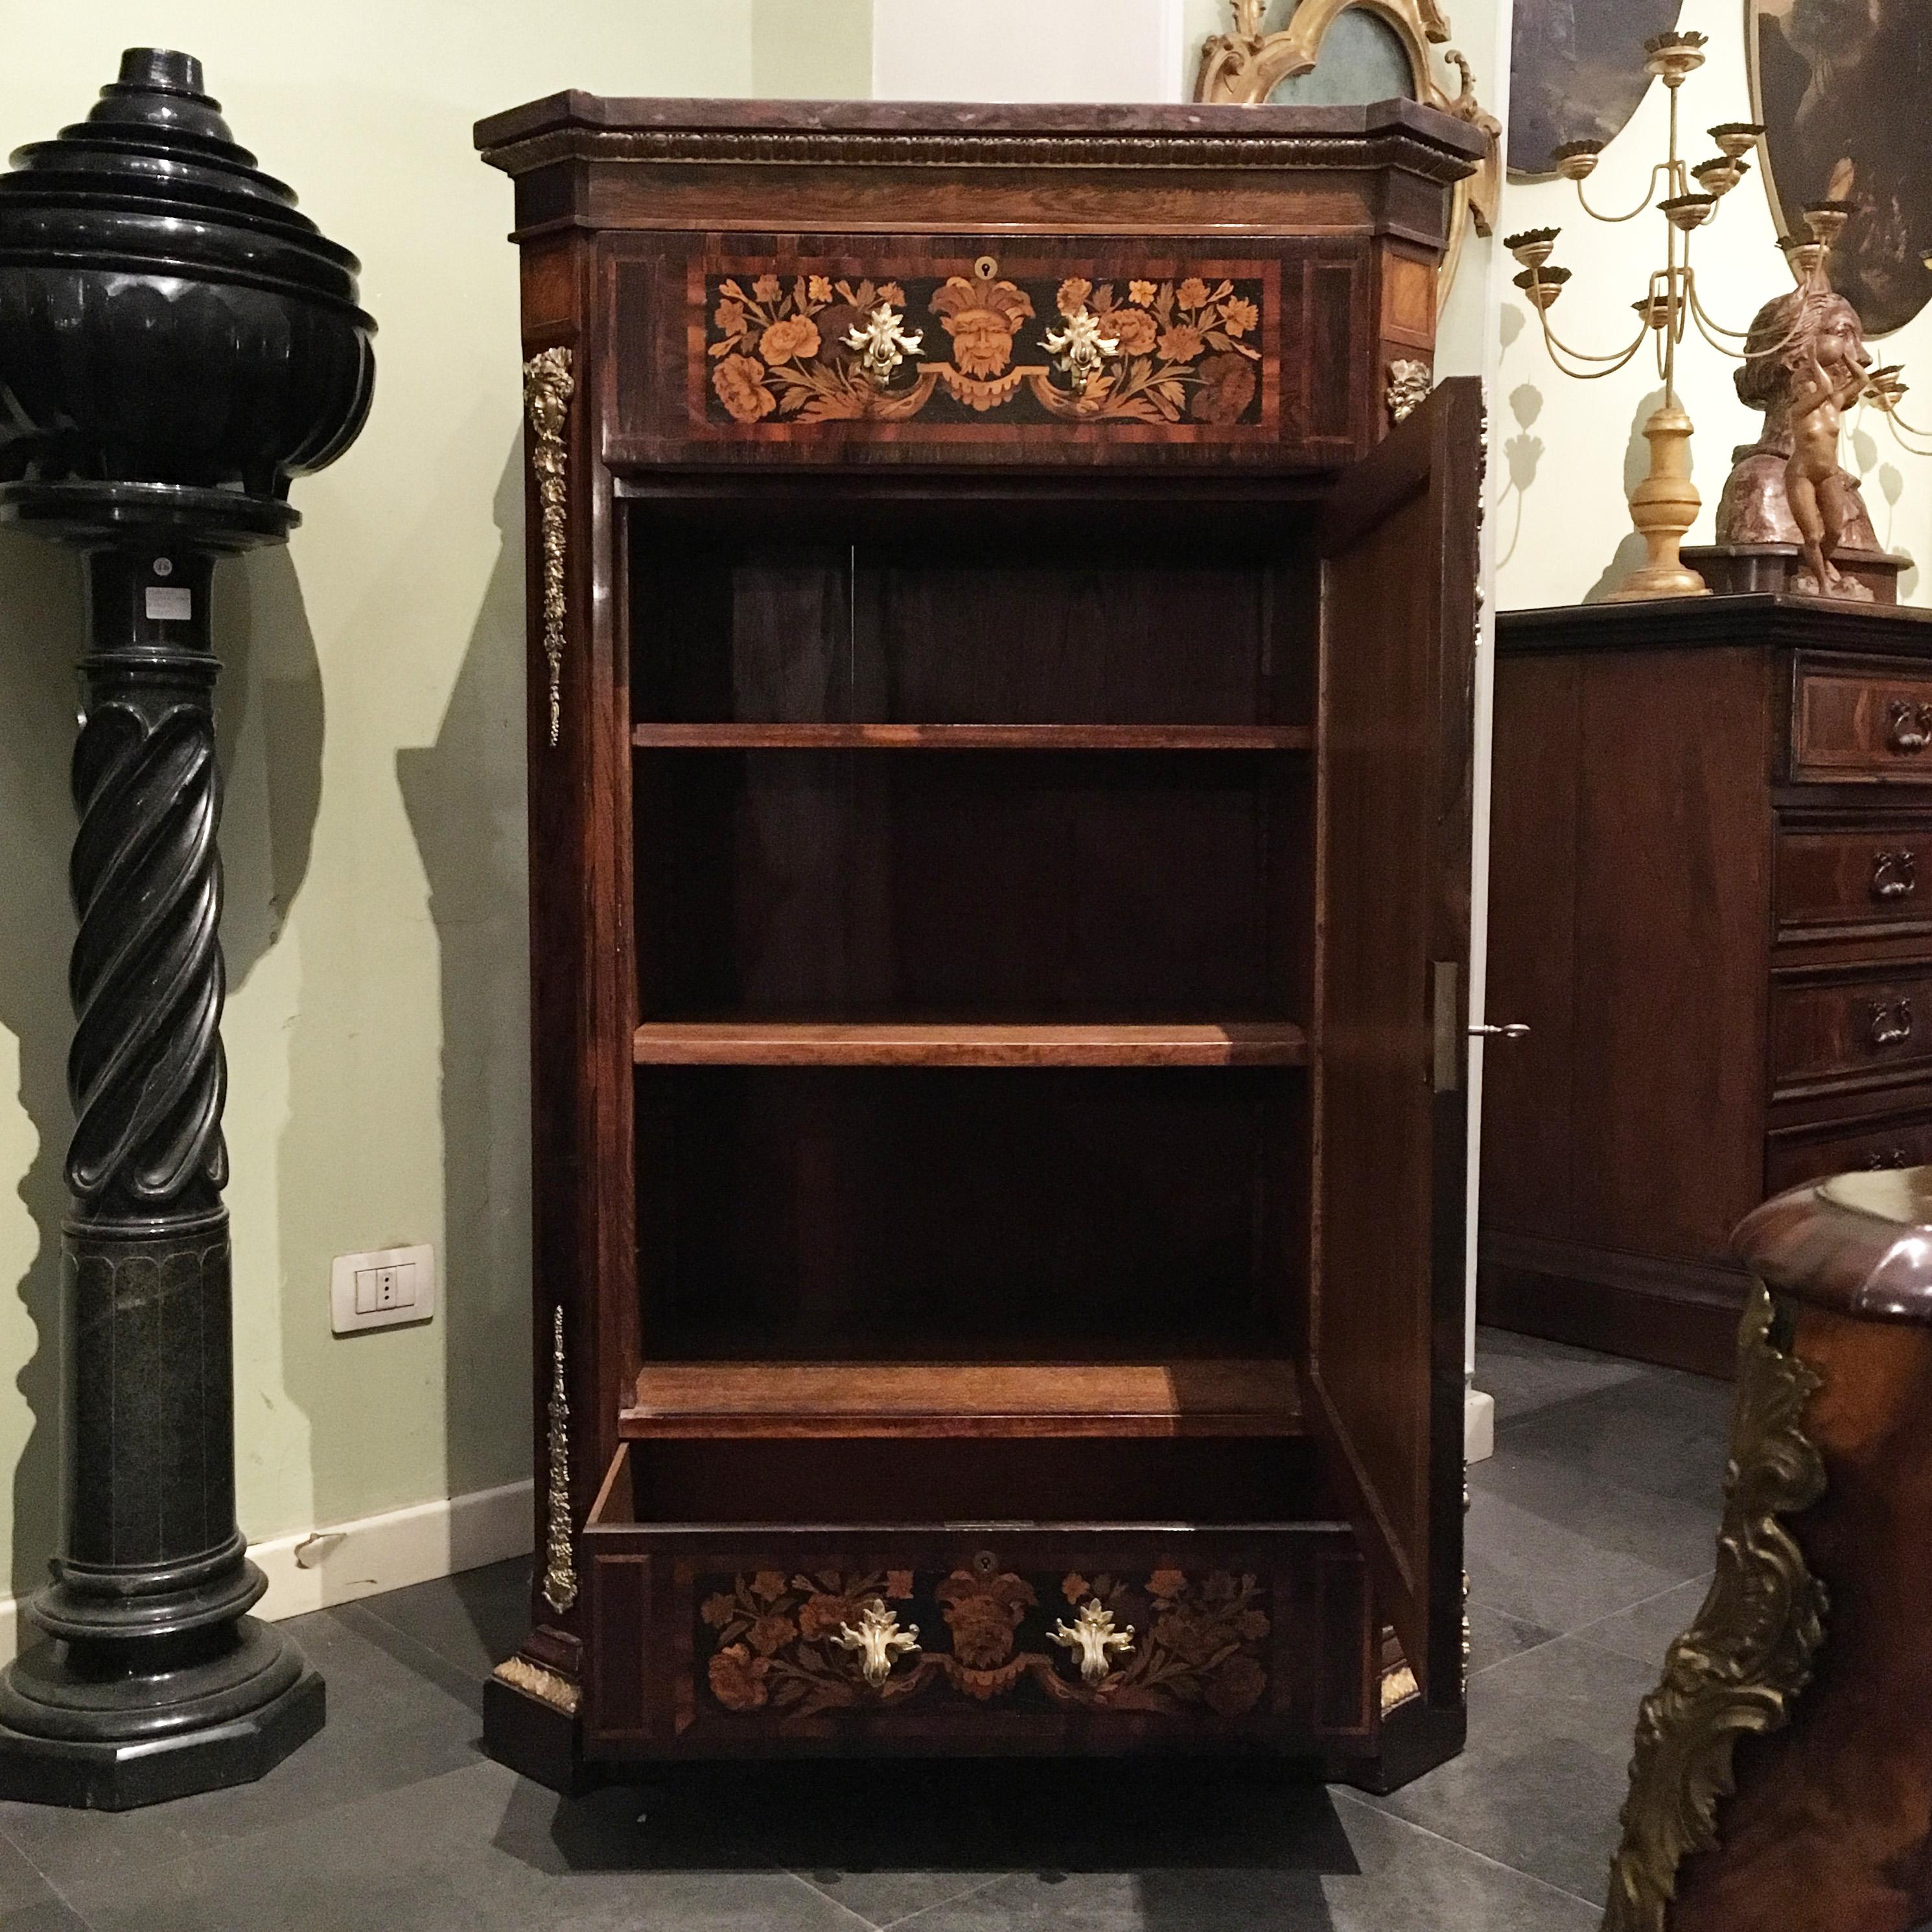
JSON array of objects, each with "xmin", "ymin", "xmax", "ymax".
[
  {"xmin": 473, "ymin": 95, "xmax": 1485, "ymax": 1792},
  {"xmin": 1480, "ymin": 595, "xmax": 1932, "ymax": 1376}
]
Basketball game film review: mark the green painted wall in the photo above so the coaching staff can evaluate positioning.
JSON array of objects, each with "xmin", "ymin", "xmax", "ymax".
[{"xmin": 755, "ymin": 0, "xmax": 872, "ymax": 97}]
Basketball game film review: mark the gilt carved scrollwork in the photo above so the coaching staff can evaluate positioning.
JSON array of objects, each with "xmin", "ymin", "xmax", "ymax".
[
  {"xmin": 1194, "ymin": 0, "xmax": 1500, "ymax": 294},
  {"xmin": 541, "ymin": 1305, "xmax": 578, "ymax": 1614},
  {"xmin": 67, "ymin": 685, "xmax": 227, "ymax": 1214},
  {"xmin": 1601, "ymin": 1283, "xmax": 1827, "ymax": 1932},
  {"xmin": 522, "ymin": 345, "xmax": 574, "ymax": 749}
]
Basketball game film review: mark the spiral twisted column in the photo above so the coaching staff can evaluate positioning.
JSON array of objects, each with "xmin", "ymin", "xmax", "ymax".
[
  {"xmin": 0, "ymin": 493, "xmax": 320, "ymax": 1810},
  {"xmin": 66, "ymin": 612, "xmax": 229, "ymax": 1218}
]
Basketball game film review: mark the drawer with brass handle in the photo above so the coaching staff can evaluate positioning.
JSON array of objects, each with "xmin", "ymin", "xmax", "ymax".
[
  {"xmin": 1791, "ymin": 664, "xmax": 1932, "ymax": 784},
  {"xmin": 1775, "ymin": 824, "xmax": 1932, "ymax": 938},
  {"xmin": 1767, "ymin": 1102, "xmax": 1932, "ymax": 1195},
  {"xmin": 1770, "ymin": 973, "xmax": 1932, "ymax": 1096}
]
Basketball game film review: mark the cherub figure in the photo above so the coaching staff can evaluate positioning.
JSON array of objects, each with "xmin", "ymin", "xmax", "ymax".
[
  {"xmin": 1784, "ymin": 298, "xmax": 1873, "ymax": 596},
  {"xmin": 1717, "ymin": 286, "xmax": 1880, "ymax": 599}
]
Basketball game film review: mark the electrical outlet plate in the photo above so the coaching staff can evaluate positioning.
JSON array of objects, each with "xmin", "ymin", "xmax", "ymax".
[{"xmin": 331, "ymin": 1243, "xmax": 435, "ymax": 1334}]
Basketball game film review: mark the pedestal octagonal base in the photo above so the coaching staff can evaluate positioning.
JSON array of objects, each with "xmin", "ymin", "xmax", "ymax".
[{"xmin": 0, "ymin": 1657, "xmax": 323, "ymax": 1811}]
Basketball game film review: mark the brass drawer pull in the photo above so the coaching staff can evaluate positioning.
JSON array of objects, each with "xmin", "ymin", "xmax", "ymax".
[
  {"xmin": 1863, "ymin": 1146, "xmax": 1913, "ymax": 1171},
  {"xmin": 832, "ymin": 1599, "xmax": 920, "ymax": 1688},
  {"xmin": 1868, "ymin": 999, "xmax": 1916, "ymax": 1050},
  {"xmin": 1872, "ymin": 850, "xmax": 1918, "ymax": 902},
  {"xmin": 1887, "ymin": 700, "xmax": 1932, "ymax": 755},
  {"xmin": 1051, "ymin": 1598, "xmax": 1135, "ymax": 1686}
]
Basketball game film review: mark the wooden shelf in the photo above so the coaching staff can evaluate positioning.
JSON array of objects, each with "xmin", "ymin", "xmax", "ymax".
[
  {"xmin": 633, "ymin": 1019, "xmax": 1309, "ymax": 1067},
  {"xmin": 631, "ymin": 722, "xmax": 1310, "ymax": 751},
  {"xmin": 620, "ymin": 1360, "xmax": 1307, "ymax": 1440}
]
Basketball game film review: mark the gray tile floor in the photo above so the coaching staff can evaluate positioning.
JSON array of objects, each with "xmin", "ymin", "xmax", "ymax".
[{"xmin": 0, "ymin": 1330, "xmax": 1731, "ymax": 1931}]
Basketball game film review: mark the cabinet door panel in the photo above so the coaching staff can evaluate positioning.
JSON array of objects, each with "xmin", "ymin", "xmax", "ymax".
[{"xmin": 1309, "ymin": 376, "xmax": 1479, "ymax": 1717}]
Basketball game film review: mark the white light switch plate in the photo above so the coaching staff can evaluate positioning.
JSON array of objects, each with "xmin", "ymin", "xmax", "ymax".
[{"xmin": 331, "ymin": 1243, "xmax": 435, "ymax": 1334}]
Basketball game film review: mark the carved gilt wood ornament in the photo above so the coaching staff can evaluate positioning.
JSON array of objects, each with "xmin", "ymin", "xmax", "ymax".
[
  {"xmin": 491, "ymin": 1655, "xmax": 582, "ymax": 1715},
  {"xmin": 522, "ymin": 345, "xmax": 574, "ymax": 748},
  {"xmin": 1601, "ymin": 1283, "xmax": 1828, "ymax": 1931},
  {"xmin": 1195, "ymin": 0, "xmax": 1501, "ymax": 294},
  {"xmin": 1388, "ymin": 356, "xmax": 1434, "ymax": 422},
  {"xmin": 541, "ymin": 1305, "xmax": 579, "ymax": 1614}
]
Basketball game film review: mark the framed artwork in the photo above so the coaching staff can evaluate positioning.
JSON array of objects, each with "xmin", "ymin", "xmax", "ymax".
[
  {"xmin": 1751, "ymin": 0, "xmax": 1932, "ymax": 336},
  {"xmin": 1506, "ymin": 0, "xmax": 1682, "ymax": 178}
]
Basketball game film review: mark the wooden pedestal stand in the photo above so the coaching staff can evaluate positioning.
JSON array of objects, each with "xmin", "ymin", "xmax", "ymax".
[{"xmin": 1603, "ymin": 1166, "xmax": 1932, "ymax": 1929}]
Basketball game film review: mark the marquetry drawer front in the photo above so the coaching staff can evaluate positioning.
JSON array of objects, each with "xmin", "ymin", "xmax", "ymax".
[
  {"xmin": 1791, "ymin": 664, "xmax": 1932, "ymax": 785},
  {"xmin": 581, "ymin": 1525, "xmax": 1371, "ymax": 1756},
  {"xmin": 1775, "ymin": 823, "xmax": 1932, "ymax": 938},
  {"xmin": 609, "ymin": 238, "xmax": 1375, "ymax": 469},
  {"xmin": 1769, "ymin": 971, "xmax": 1932, "ymax": 1096},
  {"xmin": 1766, "ymin": 1104, "xmax": 1932, "ymax": 1194}
]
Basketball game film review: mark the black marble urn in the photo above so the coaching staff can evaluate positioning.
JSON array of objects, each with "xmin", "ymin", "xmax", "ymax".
[{"xmin": 0, "ymin": 49, "xmax": 375, "ymax": 1809}]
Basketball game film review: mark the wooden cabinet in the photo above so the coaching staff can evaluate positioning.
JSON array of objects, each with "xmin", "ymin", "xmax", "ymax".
[
  {"xmin": 474, "ymin": 95, "xmax": 1486, "ymax": 1791},
  {"xmin": 1480, "ymin": 597, "xmax": 1932, "ymax": 1378}
]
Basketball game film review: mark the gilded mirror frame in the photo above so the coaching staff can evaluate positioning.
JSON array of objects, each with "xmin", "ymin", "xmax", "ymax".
[{"xmin": 1195, "ymin": 0, "xmax": 1501, "ymax": 296}]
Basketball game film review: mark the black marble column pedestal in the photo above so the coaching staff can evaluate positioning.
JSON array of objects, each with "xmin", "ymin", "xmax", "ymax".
[{"xmin": 0, "ymin": 483, "xmax": 321, "ymax": 1810}]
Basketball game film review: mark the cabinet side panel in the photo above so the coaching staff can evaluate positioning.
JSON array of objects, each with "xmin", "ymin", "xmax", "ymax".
[
  {"xmin": 1479, "ymin": 651, "xmax": 1582, "ymax": 1234},
  {"xmin": 1570, "ymin": 647, "xmax": 1771, "ymax": 1260}
]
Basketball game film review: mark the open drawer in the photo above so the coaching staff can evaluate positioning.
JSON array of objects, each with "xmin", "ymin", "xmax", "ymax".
[{"xmin": 581, "ymin": 1438, "xmax": 1375, "ymax": 1759}]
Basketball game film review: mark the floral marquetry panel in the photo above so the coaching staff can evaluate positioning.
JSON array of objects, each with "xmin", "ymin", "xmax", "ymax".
[
  {"xmin": 609, "ymin": 239, "xmax": 1375, "ymax": 469},
  {"xmin": 582, "ymin": 1524, "xmax": 1376, "ymax": 1754},
  {"xmin": 697, "ymin": 1565, "xmax": 1275, "ymax": 1728},
  {"xmin": 703, "ymin": 265, "xmax": 1268, "ymax": 430}
]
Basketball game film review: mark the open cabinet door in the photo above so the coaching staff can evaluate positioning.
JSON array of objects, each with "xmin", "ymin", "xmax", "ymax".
[{"xmin": 1310, "ymin": 376, "xmax": 1482, "ymax": 1744}]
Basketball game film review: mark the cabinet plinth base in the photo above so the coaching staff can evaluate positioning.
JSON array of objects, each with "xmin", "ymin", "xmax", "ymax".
[{"xmin": 482, "ymin": 1667, "xmax": 600, "ymax": 1797}]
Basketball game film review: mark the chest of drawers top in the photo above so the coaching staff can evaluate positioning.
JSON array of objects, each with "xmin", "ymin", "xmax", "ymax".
[{"xmin": 1501, "ymin": 594, "xmax": 1932, "ymax": 788}]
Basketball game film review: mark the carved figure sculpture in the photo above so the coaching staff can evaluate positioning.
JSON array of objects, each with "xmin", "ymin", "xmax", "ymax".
[{"xmin": 1716, "ymin": 286, "xmax": 1880, "ymax": 598}]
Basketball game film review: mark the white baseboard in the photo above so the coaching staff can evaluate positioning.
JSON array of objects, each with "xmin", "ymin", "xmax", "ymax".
[
  {"xmin": 0, "ymin": 1480, "xmax": 534, "ymax": 1669},
  {"xmin": 253, "ymin": 1479, "xmax": 535, "ymax": 1621},
  {"xmin": 1464, "ymin": 1387, "xmax": 1496, "ymax": 1464}
]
